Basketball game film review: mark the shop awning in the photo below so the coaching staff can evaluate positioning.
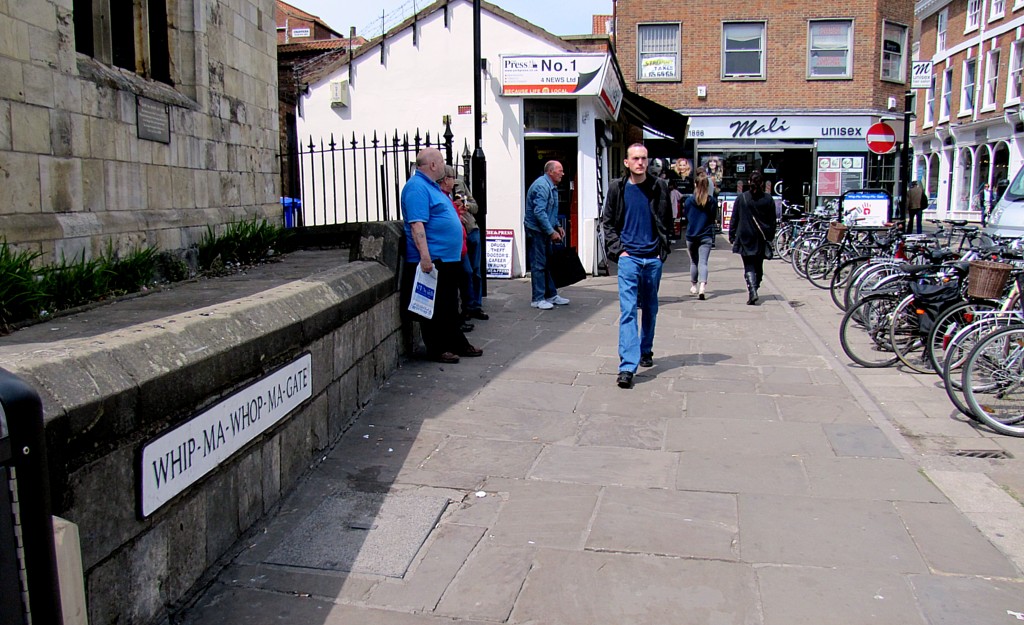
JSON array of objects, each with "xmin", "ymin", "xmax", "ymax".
[{"xmin": 620, "ymin": 89, "xmax": 689, "ymax": 142}]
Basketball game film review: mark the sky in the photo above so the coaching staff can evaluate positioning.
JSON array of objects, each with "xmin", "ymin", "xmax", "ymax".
[{"xmin": 287, "ymin": 0, "xmax": 613, "ymax": 39}]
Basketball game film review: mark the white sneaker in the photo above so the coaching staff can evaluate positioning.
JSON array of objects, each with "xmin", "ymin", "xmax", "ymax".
[
  {"xmin": 690, "ymin": 283, "xmax": 698, "ymax": 295},
  {"xmin": 547, "ymin": 295, "xmax": 570, "ymax": 306},
  {"xmin": 531, "ymin": 299, "xmax": 554, "ymax": 310}
]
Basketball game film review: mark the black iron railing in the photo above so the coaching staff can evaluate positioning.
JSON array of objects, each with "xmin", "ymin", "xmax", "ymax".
[{"xmin": 281, "ymin": 122, "xmax": 471, "ymax": 227}]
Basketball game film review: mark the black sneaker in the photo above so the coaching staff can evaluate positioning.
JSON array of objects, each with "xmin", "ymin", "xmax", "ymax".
[
  {"xmin": 639, "ymin": 353, "xmax": 654, "ymax": 367},
  {"xmin": 616, "ymin": 371, "xmax": 634, "ymax": 388},
  {"xmin": 466, "ymin": 309, "xmax": 489, "ymax": 320}
]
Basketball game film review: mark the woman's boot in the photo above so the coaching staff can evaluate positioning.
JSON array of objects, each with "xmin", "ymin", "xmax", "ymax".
[
  {"xmin": 698, "ymin": 282, "xmax": 707, "ymax": 300},
  {"xmin": 745, "ymin": 271, "xmax": 759, "ymax": 305}
]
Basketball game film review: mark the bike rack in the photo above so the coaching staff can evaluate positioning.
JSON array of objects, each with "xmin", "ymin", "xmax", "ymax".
[{"xmin": 0, "ymin": 368, "xmax": 63, "ymax": 625}]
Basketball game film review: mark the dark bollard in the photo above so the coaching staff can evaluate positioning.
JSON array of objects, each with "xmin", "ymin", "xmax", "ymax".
[{"xmin": 0, "ymin": 368, "xmax": 63, "ymax": 625}]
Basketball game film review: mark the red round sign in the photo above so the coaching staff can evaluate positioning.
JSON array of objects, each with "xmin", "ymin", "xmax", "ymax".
[{"xmin": 866, "ymin": 122, "xmax": 897, "ymax": 154}]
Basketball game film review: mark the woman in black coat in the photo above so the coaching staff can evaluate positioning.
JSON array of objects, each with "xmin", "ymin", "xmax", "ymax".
[{"xmin": 729, "ymin": 170, "xmax": 777, "ymax": 305}]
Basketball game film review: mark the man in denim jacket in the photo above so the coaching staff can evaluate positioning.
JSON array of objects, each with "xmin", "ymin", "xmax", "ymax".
[{"xmin": 524, "ymin": 161, "xmax": 569, "ymax": 310}]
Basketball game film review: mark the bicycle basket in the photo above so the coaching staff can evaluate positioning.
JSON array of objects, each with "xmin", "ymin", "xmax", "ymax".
[
  {"xmin": 826, "ymin": 222, "xmax": 848, "ymax": 243},
  {"xmin": 967, "ymin": 260, "xmax": 1012, "ymax": 299}
]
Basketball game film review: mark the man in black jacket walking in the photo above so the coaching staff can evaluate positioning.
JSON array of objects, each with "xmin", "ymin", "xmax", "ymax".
[{"xmin": 600, "ymin": 143, "xmax": 674, "ymax": 389}]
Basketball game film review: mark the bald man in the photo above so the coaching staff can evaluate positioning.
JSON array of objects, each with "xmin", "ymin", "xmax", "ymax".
[
  {"xmin": 524, "ymin": 160, "xmax": 570, "ymax": 310},
  {"xmin": 401, "ymin": 147, "xmax": 481, "ymax": 363}
]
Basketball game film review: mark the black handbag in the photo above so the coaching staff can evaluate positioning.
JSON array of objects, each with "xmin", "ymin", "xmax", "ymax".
[{"xmin": 550, "ymin": 245, "xmax": 587, "ymax": 288}]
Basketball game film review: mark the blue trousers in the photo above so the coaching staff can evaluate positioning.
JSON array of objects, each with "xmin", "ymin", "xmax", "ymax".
[
  {"xmin": 687, "ymin": 236, "xmax": 713, "ymax": 283},
  {"xmin": 527, "ymin": 230, "xmax": 558, "ymax": 303},
  {"xmin": 617, "ymin": 255, "xmax": 663, "ymax": 373}
]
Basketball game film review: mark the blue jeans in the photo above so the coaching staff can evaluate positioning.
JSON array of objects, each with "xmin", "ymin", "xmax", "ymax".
[
  {"xmin": 527, "ymin": 230, "xmax": 558, "ymax": 303},
  {"xmin": 617, "ymin": 255, "xmax": 663, "ymax": 373}
]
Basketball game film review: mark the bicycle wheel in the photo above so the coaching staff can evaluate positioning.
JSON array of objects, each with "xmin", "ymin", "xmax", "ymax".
[
  {"xmin": 839, "ymin": 293, "xmax": 900, "ymax": 367},
  {"xmin": 774, "ymin": 226, "xmax": 795, "ymax": 263},
  {"xmin": 830, "ymin": 257, "xmax": 867, "ymax": 311},
  {"xmin": 889, "ymin": 294, "xmax": 932, "ymax": 374},
  {"xmin": 805, "ymin": 242, "xmax": 842, "ymax": 289},
  {"xmin": 961, "ymin": 325, "xmax": 1024, "ymax": 436},
  {"xmin": 791, "ymin": 236, "xmax": 820, "ymax": 279},
  {"xmin": 927, "ymin": 301, "xmax": 997, "ymax": 373},
  {"xmin": 846, "ymin": 262, "xmax": 902, "ymax": 309},
  {"xmin": 942, "ymin": 316, "xmax": 1017, "ymax": 418}
]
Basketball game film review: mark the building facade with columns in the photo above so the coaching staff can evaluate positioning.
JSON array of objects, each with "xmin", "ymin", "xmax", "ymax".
[{"xmin": 914, "ymin": 0, "xmax": 1024, "ymax": 220}]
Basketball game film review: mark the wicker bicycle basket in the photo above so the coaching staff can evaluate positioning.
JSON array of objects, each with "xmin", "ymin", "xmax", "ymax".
[
  {"xmin": 967, "ymin": 260, "xmax": 1012, "ymax": 299},
  {"xmin": 826, "ymin": 222, "xmax": 848, "ymax": 243}
]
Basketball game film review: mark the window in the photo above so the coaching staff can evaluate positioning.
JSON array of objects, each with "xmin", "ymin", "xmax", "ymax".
[
  {"xmin": 925, "ymin": 74, "xmax": 936, "ymax": 125},
  {"xmin": 984, "ymin": 49, "xmax": 1000, "ymax": 108},
  {"xmin": 1009, "ymin": 40, "xmax": 1024, "ymax": 103},
  {"xmin": 881, "ymin": 21, "xmax": 907, "ymax": 82},
  {"xmin": 937, "ymin": 9, "xmax": 947, "ymax": 52},
  {"xmin": 723, "ymin": 21, "xmax": 766, "ymax": 79},
  {"xmin": 967, "ymin": 0, "xmax": 982, "ymax": 30},
  {"xmin": 73, "ymin": 0, "xmax": 171, "ymax": 84},
  {"xmin": 991, "ymin": 0, "xmax": 1006, "ymax": 20},
  {"xmin": 961, "ymin": 58, "xmax": 977, "ymax": 114},
  {"xmin": 637, "ymin": 23, "xmax": 681, "ymax": 81},
  {"xmin": 941, "ymin": 67, "xmax": 953, "ymax": 120},
  {"xmin": 807, "ymin": 20, "xmax": 853, "ymax": 79}
]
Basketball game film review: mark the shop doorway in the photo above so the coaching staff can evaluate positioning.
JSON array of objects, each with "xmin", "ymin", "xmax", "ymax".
[{"xmin": 524, "ymin": 138, "xmax": 579, "ymax": 248}]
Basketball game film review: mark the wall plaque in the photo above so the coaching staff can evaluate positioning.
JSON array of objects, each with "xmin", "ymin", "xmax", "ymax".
[{"xmin": 137, "ymin": 96, "xmax": 170, "ymax": 143}]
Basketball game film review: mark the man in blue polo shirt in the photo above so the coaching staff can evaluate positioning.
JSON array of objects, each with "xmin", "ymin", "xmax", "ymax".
[{"xmin": 401, "ymin": 147, "xmax": 481, "ymax": 363}]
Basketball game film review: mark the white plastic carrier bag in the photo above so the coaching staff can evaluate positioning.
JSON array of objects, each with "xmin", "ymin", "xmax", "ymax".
[{"xmin": 408, "ymin": 265, "xmax": 438, "ymax": 319}]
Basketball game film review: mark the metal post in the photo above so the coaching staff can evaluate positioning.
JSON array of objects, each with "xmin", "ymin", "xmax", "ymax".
[
  {"xmin": 0, "ymin": 368, "xmax": 63, "ymax": 625},
  {"xmin": 898, "ymin": 90, "xmax": 913, "ymax": 226},
  {"xmin": 472, "ymin": 0, "xmax": 488, "ymax": 298}
]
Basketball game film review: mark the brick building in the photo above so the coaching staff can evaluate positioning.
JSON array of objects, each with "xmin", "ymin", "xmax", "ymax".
[
  {"xmin": 275, "ymin": 0, "xmax": 344, "ymax": 44},
  {"xmin": 913, "ymin": 0, "xmax": 1023, "ymax": 219},
  {"xmin": 615, "ymin": 0, "xmax": 914, "ymax": 212}
]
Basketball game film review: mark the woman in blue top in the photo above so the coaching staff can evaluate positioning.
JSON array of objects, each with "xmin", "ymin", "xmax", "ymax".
[{"xmin": 684, "ymin": 171, "xmax": 718, "ymax": 300}]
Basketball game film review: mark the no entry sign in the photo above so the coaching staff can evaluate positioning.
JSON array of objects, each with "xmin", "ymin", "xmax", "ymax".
[{"xmin": 866, "ymin": 122, "xmax": 897, "ymax": 154}]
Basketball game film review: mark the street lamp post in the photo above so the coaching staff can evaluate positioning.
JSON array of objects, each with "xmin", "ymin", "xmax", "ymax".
[
  {"xmin": 898, "ymin": 90, "xmax": 913, "ymax": 227},
  {"xmin": 472, "ymin": 0, "xmax": 488, "ymax": 297}
]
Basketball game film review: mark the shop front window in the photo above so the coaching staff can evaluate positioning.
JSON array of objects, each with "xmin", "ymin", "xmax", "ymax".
[{"xmin": 959, "ymin": 148, "xmax": 975, "ymax": 211}]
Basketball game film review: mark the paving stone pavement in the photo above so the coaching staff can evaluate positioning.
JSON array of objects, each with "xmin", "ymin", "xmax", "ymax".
[{"xmin": 176, "ymin": 237, "xmax": 1024, "ymax": 625}]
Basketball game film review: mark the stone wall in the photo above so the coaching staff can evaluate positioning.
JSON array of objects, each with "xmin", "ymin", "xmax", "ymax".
[
  {"xmin": 1, "ymin": 223, "xmax": 407, "ymax": 624},
  {"xmin": 0, "ymin": 0, "xmax": 280, "ymax": 263}
]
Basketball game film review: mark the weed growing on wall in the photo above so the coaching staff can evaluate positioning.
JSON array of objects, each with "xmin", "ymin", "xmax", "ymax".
[
  {"xmin": 0, "ymin": 241, "xmax": 46, "ymax": 328},
  {"xmin": 1, "ymin": 219, "xmax": 294, "ymax": 333},
  {"xmin": 198, "ymin": 218, "xmax": 294, "ymax": 271},
  {"xmin": 0, "ymin": 241, "xmax": 160, "ymax": 332}
]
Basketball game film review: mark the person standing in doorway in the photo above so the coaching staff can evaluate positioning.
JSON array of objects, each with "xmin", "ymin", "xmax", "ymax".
[
  {"xmin": 906, "ymin": 179, "xmax": 928, "ymax": 233},
  {"xmin": 684, "ymin": 171, "xmax": 718, "ymax": 300},
  {"xmin": 729, "ymin": 169, "xmax": 777, "ymax": 305},
  {"xmin": 601, "ymin": 143, "xmax": 674, "ymax": 389},
  {"xmin": 524, "ymin": 161, "xmax": 569, "ymax": 310}
]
